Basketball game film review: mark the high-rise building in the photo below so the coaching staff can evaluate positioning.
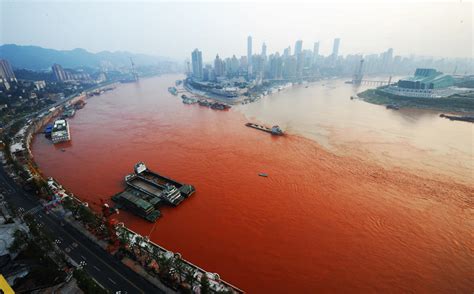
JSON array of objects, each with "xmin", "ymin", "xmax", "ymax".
[
  {"xmin": 313, "ymin": 42, "xmax": 320, "ymax": 63},
  {"xmin": 296, "ymin": 52, "xmax": 305, "ymax": 78},
  {"xmin": 247, "ymin": 35, "xmax": 253, "ymax": 77},
  {"xmin": 382, "ymin": 48, "xmax": 394, "ymax": 69},
  {"xmin": 239, "ymin": 56, "xmax": 248, "ymax": 72},
  {"xmin": 227, "ymin": 55, "xmax": 240, "ymax": 76},
  {"xmin": 52, "ymin": 64, "xmax": 68, "ymax": 82},
  {"xmin": 261, "ymin": 42, "xmax": 267, "ymax": 58},
  {"xmin": 214, "ymin": 54, "xmax": 225, "ymax": 77},
  {"xmin": 283, "ymin": 46, "xmax": 291, "ymax": 57},
  {"xmin": 332, "ymin": 38, "xmax": 340, "ymax": 58},
  {"xmin": 294, "ymin": 40, "xmax": 303, "ymax": 56},
  {"xmin": 0, "ymin": 59, "xmax": 16, "ymax": 81},
  {"xmin": 283, "ymin": 56, "xmax": 297, "ymax": 79},
  {"xmin": 191, "ymin": 49, "xmax": 203, "ymax": 80},
  {"xmin": 269, "ymin": 53, "xmax": 283, "ymax": 79}
]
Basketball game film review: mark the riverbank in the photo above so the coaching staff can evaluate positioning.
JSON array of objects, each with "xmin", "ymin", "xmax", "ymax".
[{"xmin": 358, "ymin": 88, "xmax": 474, "ymax": 114}]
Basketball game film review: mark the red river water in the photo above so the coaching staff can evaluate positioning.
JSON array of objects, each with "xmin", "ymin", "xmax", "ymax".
[{"xmin": 32, "ymin": 74, "xmax": 473, "ymax": 293}]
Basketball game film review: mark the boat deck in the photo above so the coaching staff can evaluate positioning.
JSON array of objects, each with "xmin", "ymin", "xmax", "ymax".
[
  {"xmin": 138, "ymin": 170, "xmax": 195, "ymax": 197},
  {"xmin": 129, "ymin": 177, "xmax": 164, "ymax": 196}
]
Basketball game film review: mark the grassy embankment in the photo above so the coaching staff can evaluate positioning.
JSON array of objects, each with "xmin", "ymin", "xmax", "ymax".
[{"xmin": 358, "ymin": 88, "xmax": 474, "ymax": 114}]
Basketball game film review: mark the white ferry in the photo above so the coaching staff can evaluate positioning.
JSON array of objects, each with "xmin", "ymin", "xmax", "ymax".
[{"xmin": 51, "ymin": 119, "xmax": 71, "ymax": 144}]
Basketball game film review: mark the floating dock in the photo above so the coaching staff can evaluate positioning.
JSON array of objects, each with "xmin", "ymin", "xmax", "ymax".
[
  {"xmin": 112, "ymin": 162, "xmax": 195, "ymax": 222},
  {"xmin": 112, "ymin": 188, "xmax": 161, "ymax": 222}
]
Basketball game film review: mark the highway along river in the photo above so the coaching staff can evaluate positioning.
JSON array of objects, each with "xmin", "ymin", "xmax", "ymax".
[{"xmin": 32, "ymin": 74, "xmax": 473, "ymax": 293}]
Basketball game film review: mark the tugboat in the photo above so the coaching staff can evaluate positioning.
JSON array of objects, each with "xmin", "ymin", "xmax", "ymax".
[
  {"xmin": 198, "ymin": 99, "xmax": 211, "ymax": 107},
  {"xmin": 245, "ymin": 123, "xmax": 284, "ymax": 136},
  {"xmin": 386, "ymin": 104, "xmax": 400, "ymax": 110},
  {"xmin": 210, "ymin": 102, "xmax": 231, "ymax": 110}
]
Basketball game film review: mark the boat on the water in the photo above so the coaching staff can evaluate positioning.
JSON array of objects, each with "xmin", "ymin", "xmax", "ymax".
[
  {"xmin": 182, "ymin": 95, "xmax": 198, "ymax": 104},
  {"xmin": 198, "ymin": 99, "xmax": 211, "ymax": 107},
  {"xmin": 439, "ymin": 114, "xmax": 474, "ymax": 123},
  {"xmin": 245, "ymin": 123, "xmax": 284, "ymax": 136},
  {"xmin": 386, "ymin": 104, "xmax": 400, "ymax": 110},
  {"xmin": 51, "ymin": 119, "xmax": 71, "ymax": 144},
  {"xmin": 112, "ymin": 162, "xmax": 195, "ymax": 222},
  {"xmin": 168, "ymin": 87, "xmax": 178, "ymax": 95},
  {"xmin": 44, "ymin": 124, "xmax": 53, "ymax": 138}
]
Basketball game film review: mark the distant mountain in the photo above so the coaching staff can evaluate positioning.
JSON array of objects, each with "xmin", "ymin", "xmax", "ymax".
[{"xmin": 0, "ymin": 44, "xmax": 174, "ymax": 70}]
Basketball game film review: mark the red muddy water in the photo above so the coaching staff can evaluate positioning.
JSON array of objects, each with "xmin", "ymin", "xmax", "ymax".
[{"xmin": 32, "ymin": 75, "xmax": 473, "ymax": 293}]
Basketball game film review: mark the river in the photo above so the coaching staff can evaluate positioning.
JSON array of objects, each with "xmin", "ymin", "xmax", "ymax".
[{"xmin": 32, "ymin": 74, "xmax": 473, "ymax": 293}]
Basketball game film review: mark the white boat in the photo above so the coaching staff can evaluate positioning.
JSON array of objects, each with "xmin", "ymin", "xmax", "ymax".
[{"xmin": 51, "ymin": 119, "xmax": 71, "ymax": 144}]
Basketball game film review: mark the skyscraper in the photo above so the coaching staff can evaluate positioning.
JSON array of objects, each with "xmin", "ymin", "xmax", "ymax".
[
  {"xmin": 294, "ymin": 40, "xmax": 303, "ymax": 56},
  {"xmin": 296, "ymin": 52, "xmax": 305, "ymax": 78},
  {"xmin": 313, "ymin": 42, "xmax": 320, "ymax": 63},
  {"xmin": 191, "ymin": 49, "xmax": 203, "ymax": 80},
  {"xmin": 0, "ymin": 59, "xmax": 16, "ymax": 81},
  {"xmin": 283, "ymin": 56, "xmax": 297, "ymax": 79},
  {"xmin": 52, "ymin": 63, "xmax": 67, "ymax": 82},
  {"xmin": 229, "ymin": 55, "xmax": 240, "ymax": 76},
  {"xmin": 332, "ymin": 38, "xmax": 341, "ymax": 58},
  {"xmin": 261, "ymin": 42, "xmax": 267, "ymax": 58},
  {"xmin": 247, "ymin": 35, "xmax": 253, "ymax": 77},
  {"xmin": 214, "ymin": 54, "xmax": 224, "ymax": 78},
  {"xmin": 269, "ymin": 53, "xmax": 283, "ymax": 79}
]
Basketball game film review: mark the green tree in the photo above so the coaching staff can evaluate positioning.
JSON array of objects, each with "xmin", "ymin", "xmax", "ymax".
[
  {"xmin": 200, "ymin": 274, "xmax": 211, "ymax": 294},
  {"xmin": 184, "ymin": 267, "xmax": 198, "ymax": 292},
  {"xmin": 9, "ymin": 229, "xmax": 29, "ymax": 253},
  {"xmin": 73, "ymin": 269, "xmax": 108, "ymax": 294}
]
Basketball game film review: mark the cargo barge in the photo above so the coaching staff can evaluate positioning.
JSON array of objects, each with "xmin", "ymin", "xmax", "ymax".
[
  {"xmin": 245, "ymin": 123, "xmax": 284, "ymax": 136},
  {"xmin": 112, "ymin": 162, "xmax": 195, "ymax": 222}
]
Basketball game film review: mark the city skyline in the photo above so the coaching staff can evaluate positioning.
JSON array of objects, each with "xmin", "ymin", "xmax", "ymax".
[{"xmin": 1, "ymin": 1, "xmax": 472, "ymax": 60}]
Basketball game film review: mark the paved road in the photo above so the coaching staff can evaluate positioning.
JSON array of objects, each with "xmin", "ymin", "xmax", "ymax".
[
  {"xmin": 0, "ymin": 166, "xmax": 164, "ymax": 294},
  {"xmin": 4, "ymin": 81, "xmax": 117, "ymax": 130}
]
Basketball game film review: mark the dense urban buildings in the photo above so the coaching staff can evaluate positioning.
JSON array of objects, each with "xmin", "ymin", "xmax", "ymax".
[
  {"xmin": 52, "ymin": 63, "xmax": 68, "ymax": 82},
  {"xmin": 191, "ymin": 49, "xmax": 203, "ymax": 80},
  {"xmin": 0, "ymin": 59, "xmax": 16, "ymax": 81},
  {"xmin": 188, "ymin": 36, "xmax": 471, "ymax": 86}
]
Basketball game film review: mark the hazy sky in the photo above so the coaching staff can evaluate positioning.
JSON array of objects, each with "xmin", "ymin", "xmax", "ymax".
[{"xmin": 1, "ymin": 1, "xmax": 472, "ymax": 61}]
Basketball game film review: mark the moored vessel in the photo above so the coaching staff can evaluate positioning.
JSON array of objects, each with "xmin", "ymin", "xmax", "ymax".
[
  {"xmin": 51, "ymin": 119, "xmax": 71, "ymax": 144},
  {"xmin": 112, "ymin": 162, "xmax": 195, "ymax": 222},
  {"xmin": 168, "ymin": 87, "xmax": 178, "ymax": 95}
]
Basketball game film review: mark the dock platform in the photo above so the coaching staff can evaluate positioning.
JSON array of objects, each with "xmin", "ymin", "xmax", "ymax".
[{"xmin": 112, "ymin": 162, "xmax": 195, "ymax": 222}]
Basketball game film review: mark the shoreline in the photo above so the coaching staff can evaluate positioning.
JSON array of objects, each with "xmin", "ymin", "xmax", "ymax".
[
  {"xmin": 180, "ymin": 77, "xmax": 315, "ymax": 105},
  {"xmin": 5, "ymin": 79, "xmax": 244, "ymax": 293},
  {"xmin": 357, "ymin": 88, "xmax": 474, "ymax": 115}
]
